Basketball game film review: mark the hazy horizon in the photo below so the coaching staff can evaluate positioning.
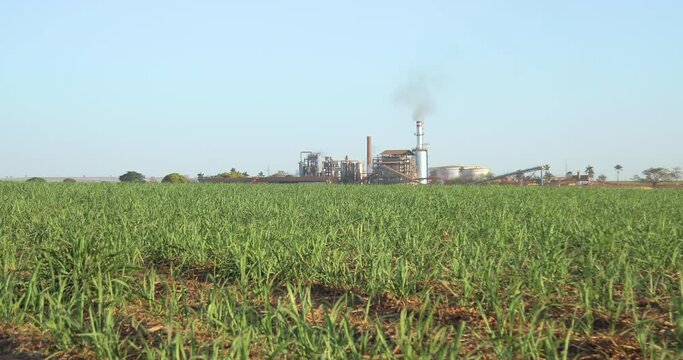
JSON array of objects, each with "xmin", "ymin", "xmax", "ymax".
[{"xmin": 2, "ymin": 1, "xmax": 682, "ymax": 180}]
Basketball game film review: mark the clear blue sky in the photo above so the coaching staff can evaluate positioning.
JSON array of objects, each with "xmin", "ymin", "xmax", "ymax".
[{"xmin": 1, "ymin": 1, "xmax": 681, "ymax": 179}]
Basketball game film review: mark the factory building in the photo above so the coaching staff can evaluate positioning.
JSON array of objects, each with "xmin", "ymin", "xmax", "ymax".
[
  {"xmin": 338, "ymin": 158, "xmax": 364, "ymax": 183},
  {"xmin": 298, "ymin": 152, "xmax": 321, "ymax": 177},
  {"xmin": 367, "ymin": 120, "xmax": 428, "ymax": 184},
  {"xmin": 371, "ymin": 150, "xmax": 416, "ymax": 184},
  {"xmin": 298, "ymin": 152, "xmax": 364, "ymax": 183}
]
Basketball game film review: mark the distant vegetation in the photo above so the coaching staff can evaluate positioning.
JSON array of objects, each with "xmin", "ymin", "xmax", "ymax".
[
  {"xmin": 272, "ymin": 170, "xmax": 291, "ymax": 177},
  {"xmin": 632, "ymin": 167, "xmax": 678, "ymax": 187},
  {"xmin": 161, "ymin": 173, "xmax": 189, "ymax": 183},
  {"xmin": 614, "ymin": 164, "xmax": 623, "ymax": 181},
  {"xmin": 25, "ymin": 177, "xmax": 46, "ymax": 183},
  {"xmin": 199, "ymin": 168, "xmax": 251, "ymax": 182},
  {"xmin": 118, "ymin": 171, "xmax": 146, "ymax": 183},
  {"xmin": 14, "ymin": 165, "xmax": 682, "ymax": 187},
  {"xmin": 213, "ymin": 168, "xmax": 248, "ymax": 178}
]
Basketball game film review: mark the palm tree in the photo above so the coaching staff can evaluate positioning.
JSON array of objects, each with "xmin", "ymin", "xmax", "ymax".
[
  {"xmin": 585, "ymin": 165, "xmax": 595, "ymax": 179},
  {"xmin": 540, "ymin": 164, "xmax": 550, "ymax": 186},
  {"xmin": 614, "ymin": 164, "xmax": 623, "ymax": 182}
]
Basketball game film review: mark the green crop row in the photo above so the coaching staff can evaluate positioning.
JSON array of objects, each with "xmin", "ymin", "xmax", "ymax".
[{"xmin": 0, "ymin": 183, "xmax": 681, "ymax": 358}]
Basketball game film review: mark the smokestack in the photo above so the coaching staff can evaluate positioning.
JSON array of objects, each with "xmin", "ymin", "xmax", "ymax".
[
  {"xmin": 366, "ymin": 136, "xmax": 372, "ymax": 175},
  {"xmin": 415, "ymin": 120, "xmax": 428, "ymax": 184},
  {"xmin": 416, "ymin": 121, "xmax": 424, "ymax": 150}
]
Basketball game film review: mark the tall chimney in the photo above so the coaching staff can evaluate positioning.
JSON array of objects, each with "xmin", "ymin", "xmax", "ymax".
[
  {"xmin": 366, "ymin": 136, "xmax": 372, "ymax": 175},
  {"xmin": 416, "ymin": 120, "xmax": 424, "ymax": 150},
  {"xmin": 415, "ymin": 120, "xmax": 428, "ymax": 184}
]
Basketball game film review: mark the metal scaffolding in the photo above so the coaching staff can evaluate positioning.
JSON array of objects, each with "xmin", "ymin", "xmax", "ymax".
[
  {"xmin": 298, "ymin": 152, "xmax": 321, "ymax": 177},
  {"xmin": 371, "ymin": 150, "xmax": 416, "ymax": 184}
]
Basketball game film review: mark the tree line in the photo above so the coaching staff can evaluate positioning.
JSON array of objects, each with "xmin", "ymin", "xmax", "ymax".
[
  {"xmin": 117, "ymin": 169, "xmax": 292, "ymax": 183},
  {"xmin": 532, "ymin": 165, "xmax": 681, "ymax": 187}
]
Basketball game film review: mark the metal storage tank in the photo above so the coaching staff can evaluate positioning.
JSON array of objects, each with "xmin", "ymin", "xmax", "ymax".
[
  {"xmin": 339, "ymin": 160, "xmax": 363, "ymax": 183},
  {"xmin": 461, "ymin": 167, "xmax": 491, "ymax": 182},
  {"xmin": 430, "ymin": 166, "xmax": 491, "ymax": 183}
]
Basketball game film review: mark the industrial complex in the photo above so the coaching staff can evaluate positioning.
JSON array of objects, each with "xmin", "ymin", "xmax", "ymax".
[
  {"xmin": 297, "ymin": 118, "xmax": 434, "ymax": 184},
  {"xmin": 201, "ymin": 117, "xmax": 550, "ymax": 185},
  {"xmin": 296, "ymin": 118, "xmax": 497, "ymax": 185}
]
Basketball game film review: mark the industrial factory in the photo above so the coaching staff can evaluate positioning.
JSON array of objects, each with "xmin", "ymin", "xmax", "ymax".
[
  {"xmin": 198, "ymin": 113, "xmax": 549, "ymax": 185},
  {"xmin": 296, "ymin": 118, "xmax": 493, "ymax": 184},
  {"xmin": 200, "ymin": 116, "xmax": 551, "ymax": 185},
  {"xmin": 199, "ymin": 116, "xmax": 551, "ymax": 185}
]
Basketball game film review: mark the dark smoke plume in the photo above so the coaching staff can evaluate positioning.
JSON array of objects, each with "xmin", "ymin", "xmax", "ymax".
[{"xmin": 393, "ymin": 76, "xmax": 435, "ymax": 121}]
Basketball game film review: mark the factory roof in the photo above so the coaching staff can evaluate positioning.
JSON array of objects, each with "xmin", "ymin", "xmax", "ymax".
[{"xmin": 380, "ymin": 150, "xmax": 414, "ymax": 156}]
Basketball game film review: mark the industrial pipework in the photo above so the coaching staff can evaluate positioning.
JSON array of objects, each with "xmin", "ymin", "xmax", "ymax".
[
  {"xmin": 366, "ymin": 136, "xmax": 373, "ymax": 177},
  {"xmin": 415, "ymin": 120, "xmax": 428, "ymax": 184}
]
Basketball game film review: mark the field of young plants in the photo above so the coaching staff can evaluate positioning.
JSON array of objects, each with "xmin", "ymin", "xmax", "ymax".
[{"xmin": 0, "ymin": 183, "xmax": 681, "ymax": 359}]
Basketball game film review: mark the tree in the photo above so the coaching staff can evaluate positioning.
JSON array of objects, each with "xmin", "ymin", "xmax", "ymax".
[
  {"xmin": 26, "ymin": 177, "xmax": 46, "ymax": 183},
  {"xmin": 272, "ymin": 170, "xmax": 290, "ymax": 177},
  {"xmin": 640, "ymin": 167, "xmax": 673, "ymax": 187},
  {"xmin": 597, "ymin": 174, "xmax": 607, "ymax": 183},
  {"xmin": 543, "ymin": 171, "xmax": 554, "ymax": 184},
  {"xmin": 540, "ymin": 165, "xmax": 551, "ymax": 185},
  {"xmin": 161, "ymin": 173, "xmax": 189, "ymax": 183},
  {"xmin": 672, "ymin": 167, "xmax": 682, "ymax": 183},
  {"xmin": 119, "ymin": 171, "xmax": 146, "ymax": 183},
  {"xmin": 516, "ymin": 170, "xmax": 524, "ymax": 185},
  {"xmin": 585, "ymin": 165, "xmax": 595, "ymax": 179},
  {"xmin": 197, "ymin": 173, "xmax": 205, "ymax": 182},
  {"xmin": 63, "ymin": 178, "xmax": 77, "ymax": 183},
  {"xmin": 257, "ymin": 172, "xmax": 265, "ymax": 178},
  {"xmin": 215, "ymin": 169, "xmax": 246, "ymax": 178},
  {"xmin": 614, "ymin": 164, "xmax": 623, "ymax": 182}
]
